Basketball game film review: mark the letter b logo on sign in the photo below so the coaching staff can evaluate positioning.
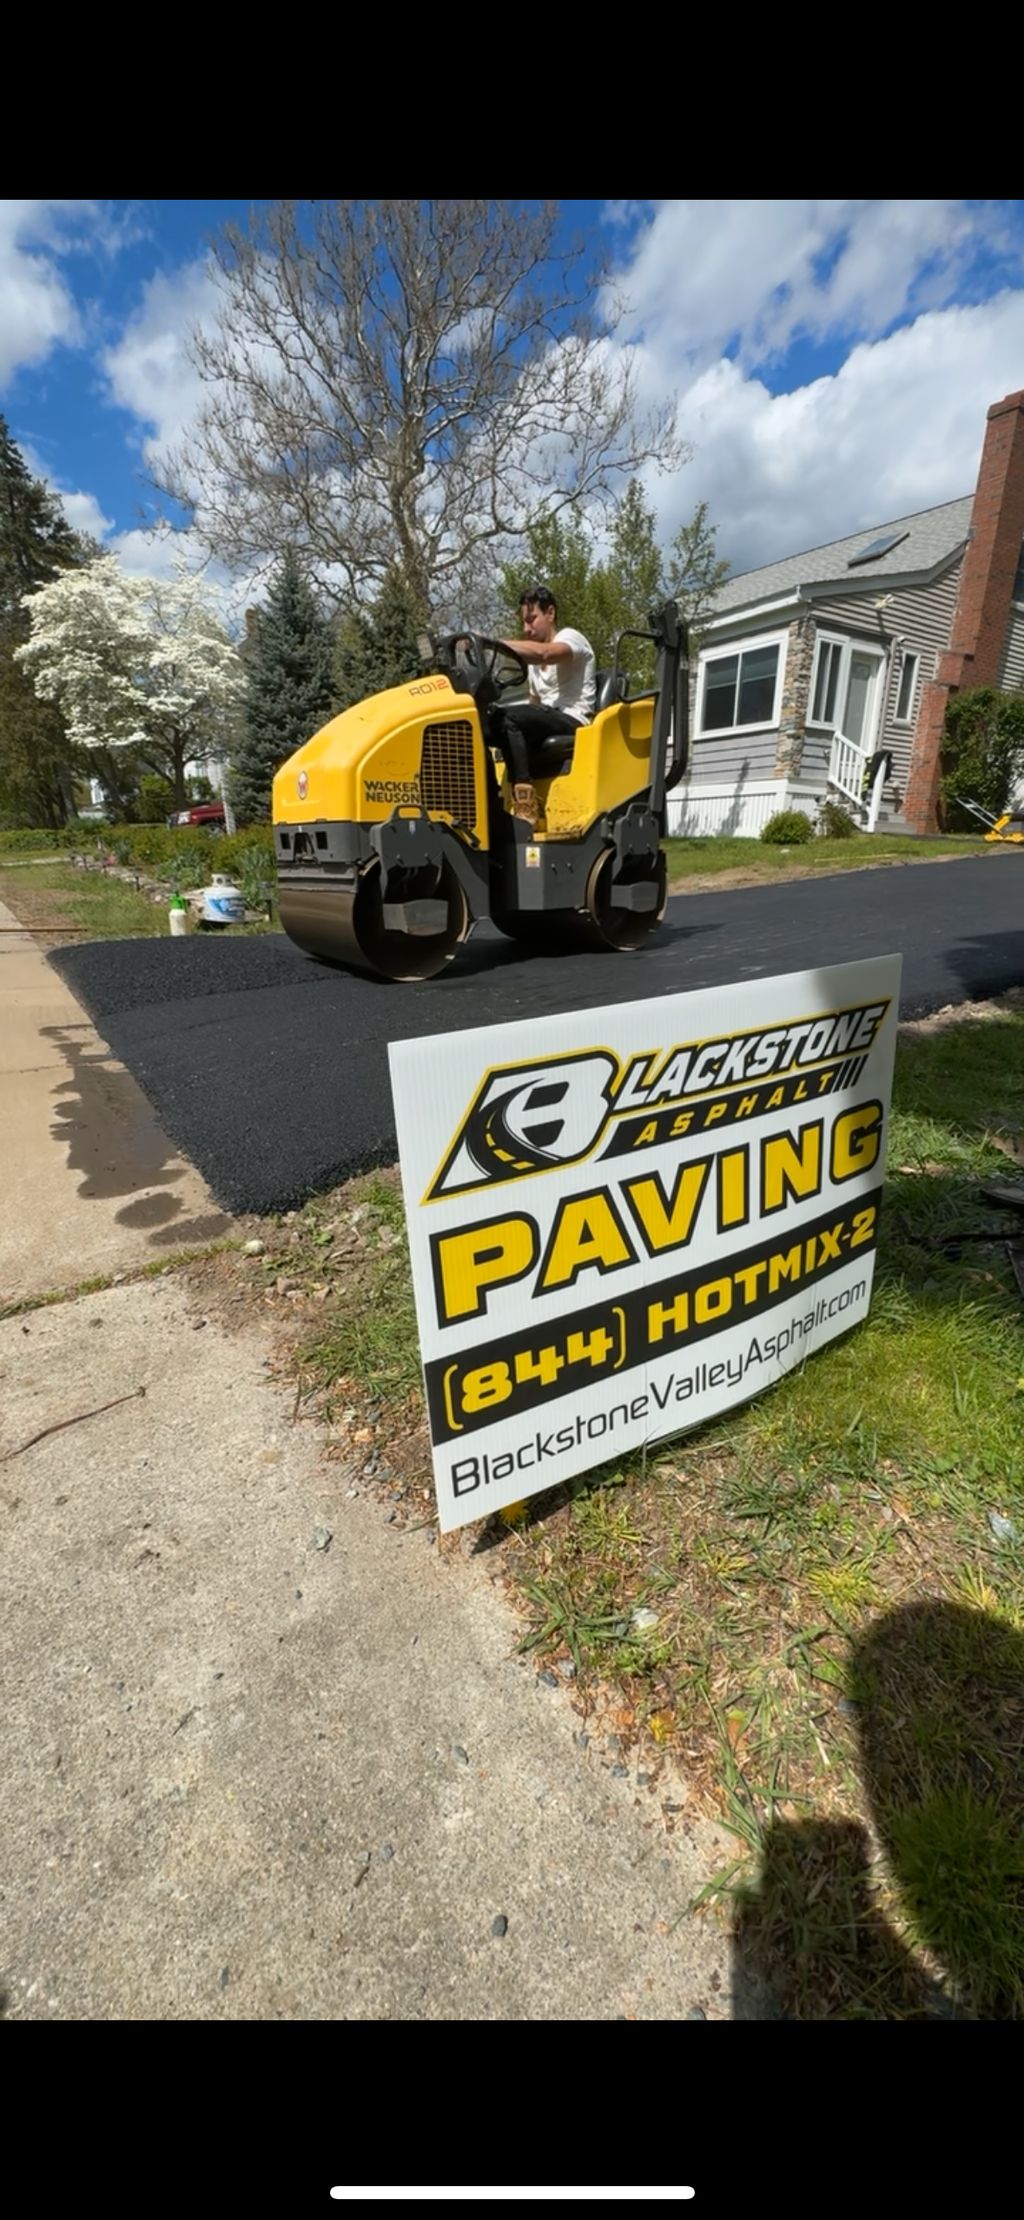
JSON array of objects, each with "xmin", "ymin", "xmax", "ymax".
[{"xmin": 427, "ymin": 1052, "xmax": 618, "ymax": 1200}]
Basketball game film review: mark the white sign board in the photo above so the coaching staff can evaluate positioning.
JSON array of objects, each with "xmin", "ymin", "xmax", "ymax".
[{"xmin": 389, "ymin": 956, "xmax": 901, "ymax": 1533}]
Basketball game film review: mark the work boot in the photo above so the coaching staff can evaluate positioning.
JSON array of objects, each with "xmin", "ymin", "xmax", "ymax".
[{"xmin": 513, "ymin": 782, "xmax": 540, "ymax": 828}]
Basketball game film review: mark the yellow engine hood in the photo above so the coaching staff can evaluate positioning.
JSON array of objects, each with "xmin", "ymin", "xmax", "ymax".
[{"xmin": 272, "ymin": 674, "xmax": 475, "ymax": 827}]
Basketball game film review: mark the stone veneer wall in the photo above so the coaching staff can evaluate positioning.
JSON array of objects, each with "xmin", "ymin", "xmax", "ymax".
[{"xmin": 773, "ymin": 613, "xmax": 816, "ymax": 778}]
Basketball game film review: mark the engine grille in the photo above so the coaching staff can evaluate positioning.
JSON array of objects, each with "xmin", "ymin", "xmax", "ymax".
[{"xmin": 420, "ymin": 720, "xmax": 477, "ymax": 826}]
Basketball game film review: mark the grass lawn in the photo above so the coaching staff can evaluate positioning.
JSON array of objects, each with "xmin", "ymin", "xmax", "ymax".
[
  {"xmin": 1, "ymin": 838, "xmax": 997, "ymax": 946},
  {"xmin": 0, "ymin": 861, "xmax": 274, "ymax": 944},
  {"xmin": 288, "ymin": 988, "xmax": 1024, "ymax": 2020},
  {"xmin": 664, "ymin": 832, "xmax": 990, "ymax": 887}
]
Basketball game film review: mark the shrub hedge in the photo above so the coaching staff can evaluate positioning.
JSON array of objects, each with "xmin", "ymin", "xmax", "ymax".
[
  {"xmin": 0, "ymin": 822, "xmax": 276, "ymax": 877},
  {"xmin": 759, "ymin": 809, "xmax": 814, "ymax": 845}
]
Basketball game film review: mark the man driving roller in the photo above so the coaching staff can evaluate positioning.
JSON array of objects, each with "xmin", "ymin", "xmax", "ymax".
[{"xmin": 493, "ymin": 585, "xmax": 596, "ymax": 828}]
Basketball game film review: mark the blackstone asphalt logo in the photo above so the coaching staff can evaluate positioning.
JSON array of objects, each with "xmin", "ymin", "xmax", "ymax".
[
  {"xmin": 426, "ymin": 1052, "xmax": 620, "ymax": 1200},
  {"xmin": 424, "ymin": 1001, "xmax": 890, "ymax": 1203}
]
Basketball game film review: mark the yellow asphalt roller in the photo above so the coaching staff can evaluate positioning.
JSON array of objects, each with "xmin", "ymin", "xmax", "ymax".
[{"xmin": 273, "ymin": 601, "xmax": 689, "ymax": 982}]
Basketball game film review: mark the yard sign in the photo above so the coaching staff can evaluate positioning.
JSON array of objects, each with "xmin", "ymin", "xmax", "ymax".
[{"xmin": 389, "ymin": 955, "xmax": 901, "ymax": 1533}]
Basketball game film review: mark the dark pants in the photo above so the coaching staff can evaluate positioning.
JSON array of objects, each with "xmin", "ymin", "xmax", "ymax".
[{"xmin": 490, "ymin": 702, "xmax": 579, "ymax": 786}]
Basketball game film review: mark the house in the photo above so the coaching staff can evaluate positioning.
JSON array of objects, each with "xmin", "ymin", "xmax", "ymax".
[{"xmin": 667, "ymin": 387, "xmax": 1024, "ymax": 837}]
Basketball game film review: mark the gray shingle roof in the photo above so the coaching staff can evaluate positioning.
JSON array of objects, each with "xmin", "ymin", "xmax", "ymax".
[{"xmin": 713, "ymin": 495, "xmax": 973, "ymax": 614}]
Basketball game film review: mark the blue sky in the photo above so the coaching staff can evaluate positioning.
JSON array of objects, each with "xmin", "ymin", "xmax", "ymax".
[{"xmin": 3, "ymin": 198, "xmax": 1024, "ymax": 599}]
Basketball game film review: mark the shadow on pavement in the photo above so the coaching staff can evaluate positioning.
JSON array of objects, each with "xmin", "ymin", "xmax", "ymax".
[
  {"xmin": 941, "ymin": 927, "xmax": 1024, "ymax": 1007},
  {"xmin": 435, "ymin": 911, "xmax": 722, "ymax": 984}
]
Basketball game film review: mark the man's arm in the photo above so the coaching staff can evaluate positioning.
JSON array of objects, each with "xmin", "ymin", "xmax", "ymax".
[{"xmin": 500, "ymin": 636, "xmax": 575, "ymax": 665}]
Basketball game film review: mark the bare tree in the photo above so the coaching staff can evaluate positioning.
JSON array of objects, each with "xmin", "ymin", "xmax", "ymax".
[{"xmin": 159, "ymin": 201, "xmax": 685, "ymax": 623}]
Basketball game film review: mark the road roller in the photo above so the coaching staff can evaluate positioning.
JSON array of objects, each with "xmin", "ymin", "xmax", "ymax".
[{"xmin": 272, "ymin": 600, "xmax": 689, "ymax": 982}]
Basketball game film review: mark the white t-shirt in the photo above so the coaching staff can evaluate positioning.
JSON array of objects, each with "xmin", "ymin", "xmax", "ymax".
[{"xmin": 528, "ymin": 627, "xmax": 596, "ymax": 724}]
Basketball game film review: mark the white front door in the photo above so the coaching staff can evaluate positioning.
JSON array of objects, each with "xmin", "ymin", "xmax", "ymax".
[{"xmin": 840, "ymin": 648, "xmax": 883, "ymax": 755}]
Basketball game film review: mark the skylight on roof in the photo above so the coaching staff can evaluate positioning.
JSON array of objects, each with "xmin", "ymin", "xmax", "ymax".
[{"xmin": 847, "ymin": 530, "xmax": 909, "ymax": 568}]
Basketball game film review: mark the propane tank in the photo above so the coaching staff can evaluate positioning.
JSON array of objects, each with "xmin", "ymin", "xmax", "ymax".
[{"xmin": 197, "ymin": 872, "xmax": 245, "ymax": 928}]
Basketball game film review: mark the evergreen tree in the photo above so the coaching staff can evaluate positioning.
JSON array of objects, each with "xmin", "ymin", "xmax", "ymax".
[
  {"xmin": 500, "ymin": 484, "xmax": 731, "ymax": 698},
  {"xmin": 666, "ymin": 499, "xmax": 731, "ymax": 649},
  {"xmin": 500, "ymin": 482, "xmax": 665, "ymax": 685},
  {"xmin": 499, "ymin": 510, "xmax": 609, "ymax": 662},
  {"xmin": 599, "ymin": 478, "xmax": 665, "ymax": 687},
  {"xmin": 0, "ymin": 415, "xmax": 85, "ymax": 621},
  {"xmin": 608, "ymin": 479, "xmax": 664, "ymax": 621},
  {"xmin": 232, "ymin": 548, "xmax": 337, "ymax": 824},
  {"xmin": 334, "ymin": 571, "xmax": 424, "ymax": 712},
  {"xmin": 0, "ymin": 416, "xmax": 92, "ymax": 825},
  {"xmin": 0, "ymin": 646, "xmax": 75, "ymax": 829}
]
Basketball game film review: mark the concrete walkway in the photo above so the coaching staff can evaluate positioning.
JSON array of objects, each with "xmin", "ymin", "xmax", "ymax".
[
  {"xmin": 0, "ymin": 899, "xmax": 230, "ymax": 1305},
  {"xmin": 0, "ymin": 909, "xmax": 735, "ymax": 2020}
]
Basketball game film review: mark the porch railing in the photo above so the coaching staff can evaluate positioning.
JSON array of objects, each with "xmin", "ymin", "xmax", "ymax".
[
  {"xmin": 827, "ymin": 729, "xmax": 891, "ymax": 830},
  {"xmin": 828, "ymin": 728, "xmax": 870, "ymax": 809}
]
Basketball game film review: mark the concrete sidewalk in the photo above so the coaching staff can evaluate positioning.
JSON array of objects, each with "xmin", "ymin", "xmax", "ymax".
[
  {"xmin": 0, "ymin": 898, "xmax": 229, "ymax": 1306},
  {"xmin": 0, "ymin": 910, "xmax": 736, "ymax": 2019},
  {"xmin": 1, "ymin": 1280, "xmax": 733, "ymax": 2020}
]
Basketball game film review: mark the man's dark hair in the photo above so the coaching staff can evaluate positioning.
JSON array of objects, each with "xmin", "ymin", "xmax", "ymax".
[{"xmin": 519, "ymin": 583, "xmax": 556, "ymax": 616}]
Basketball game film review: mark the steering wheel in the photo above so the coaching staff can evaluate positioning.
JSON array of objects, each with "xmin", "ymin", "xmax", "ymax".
[{"xmin": 436, "ymin": 632, "xmax": 529, "ymax": 694}]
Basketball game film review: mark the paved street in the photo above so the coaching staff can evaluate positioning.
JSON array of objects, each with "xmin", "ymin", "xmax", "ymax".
[{"xmin": 51, "ymin": 855, "xmax": 1024, "ymax": 1214}]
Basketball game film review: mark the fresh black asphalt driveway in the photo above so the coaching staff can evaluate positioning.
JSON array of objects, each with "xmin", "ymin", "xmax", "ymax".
[{"xmin": 50, "ymin": 856, "xmax": 1022, "ymax": 1216}]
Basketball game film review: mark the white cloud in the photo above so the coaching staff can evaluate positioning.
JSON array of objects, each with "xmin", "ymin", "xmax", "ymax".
[
  {"xmin": 0, "ymin": 200, "xmax": 98, "ymax": 383},
  {"xmin": 607, "ymin": 199, "xmax": 1020, "ymax": 372},
  {"xmin": 109, "ymin": 523, "xmax": 257, "ymax": 625},
  {"xmin": 108, "ymin": 524, "xmax": 194, "ymax": 581},
  {"xmin": 0, "ymin": 199, "xmax": 152, "ymax": 391},
  {"xmin": 101, "ymin": 257, "xmax": 222, "ymax": 474},
  {"xmin": 61, "ymin": 488, "xmax": 115, "ymax": 541},
  {"xmin": 646, "ymin": 288, "xmax": 1024, "ymax": 576},
  {"xmin": 16, "ymin": 438, "xmax": 114, "ymax": 548},
  {"xmin": 594, "ymin": 202, "xmax": 1024, "ymax": 576},
  {"xmin": 89, "ymin": 199, "xmax": 1024, "ymax": 599},
  {"xmin": 21, "ymin": 403, "xmax": 257, "ymax": 613}
]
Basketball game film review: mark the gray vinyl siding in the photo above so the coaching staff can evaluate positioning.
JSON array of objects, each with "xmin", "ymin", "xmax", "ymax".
[
  {"xmin": 806, "ymin": 595, "xmax": 893, "ymax": 636},
  {"xmin": 797, "ymin": 562, "xmax": 962, "ymax": 795},
  {"xmin": 799, "ymin": 732, "xmax": 832, "ymax": 782},
  {"xmin": 877, "ymin": 561, "xmax": 963, "ymax": 787},
  {"xmin": 689, "ymin": 729, "xmax": 779, "ymax": 781},
  {"xmin": 999, "ymin": 604, "xmax": 1024, "ymax": 690},
  {"xmin": 693, "ymin": 554, "xmax": 970, "ymax": 802}
]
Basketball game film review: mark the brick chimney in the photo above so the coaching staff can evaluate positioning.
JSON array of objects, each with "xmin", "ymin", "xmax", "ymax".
[{"xmin": 903, "ymin": 388, "xmax": 1024, "ymax": 832}]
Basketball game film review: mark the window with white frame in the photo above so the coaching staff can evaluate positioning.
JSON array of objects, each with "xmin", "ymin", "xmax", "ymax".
[
  {"xmin": 811, "ymin": 638, "xmax": 843, "ymax": 726},
  {"xmin": 893, "ymin": 650, "xmax": 919, "ymax": 724},
  {"xmin": 698, "ymin": 634, "xmax": 784, "ymax": 736}
]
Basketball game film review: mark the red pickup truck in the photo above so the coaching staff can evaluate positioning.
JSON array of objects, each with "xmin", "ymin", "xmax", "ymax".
[{"xmin": 170, "ymin": 803, "xmax": 226, "ymax": 829}]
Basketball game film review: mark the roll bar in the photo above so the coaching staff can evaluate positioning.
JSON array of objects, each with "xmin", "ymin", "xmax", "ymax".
[{"xmin": 611, "ymin": 600, "xmax": 690, "ymax": 825}]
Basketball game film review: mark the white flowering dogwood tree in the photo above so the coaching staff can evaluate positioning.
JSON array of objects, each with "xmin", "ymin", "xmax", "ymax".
[{"xmin": 16, "ymin": 554, "xmax": 245, "ymax": 811}]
